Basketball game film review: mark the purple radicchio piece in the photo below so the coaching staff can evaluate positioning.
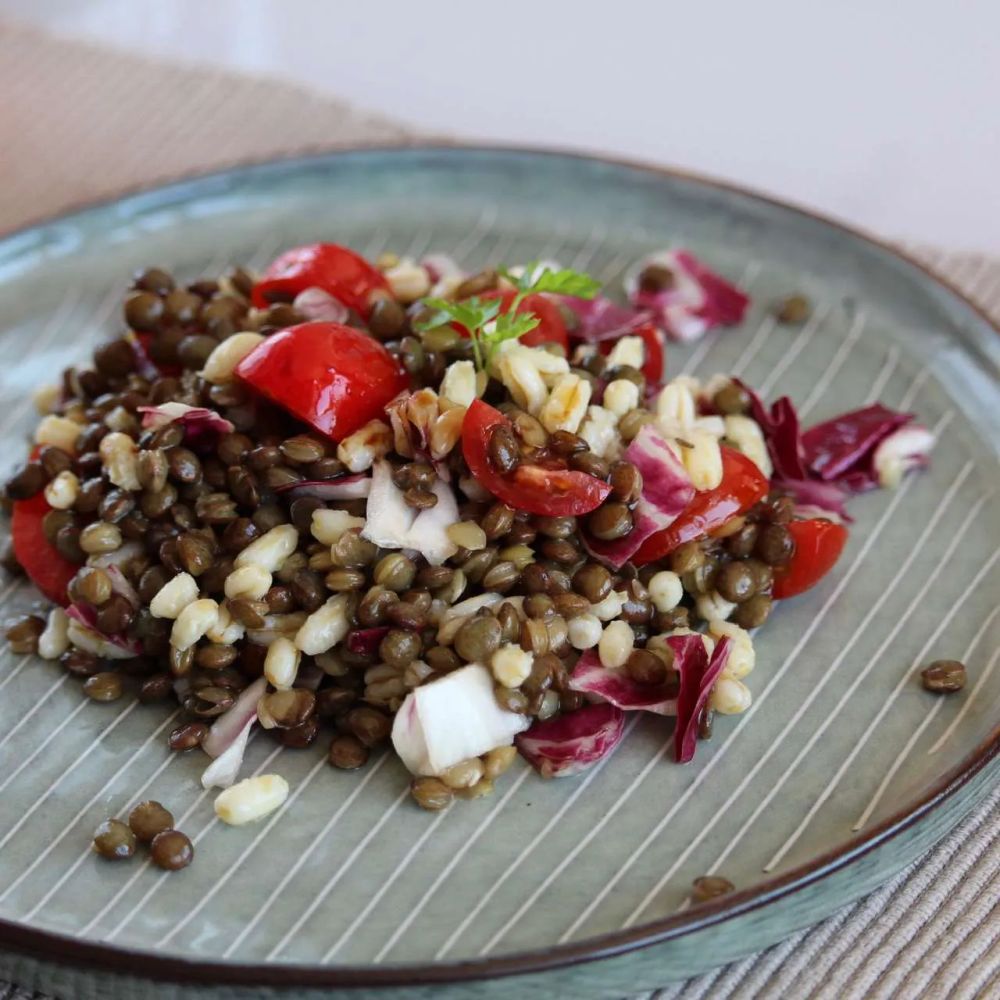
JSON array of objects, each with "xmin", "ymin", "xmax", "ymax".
[
  {"xmin": 516, "ymin": 702, "xmax": 627, "ymax": 778},
  {"xmin": 626, "ymin": 250, "xmax": 749, "ymax": 342},
  {"xmin": 583, "ymin": 423, "xmax": 694, "ymax": 569},
  {"xmin": 801, "ymin": 403, "xmax": 914, "ymax": 485},
  {"xmin": 272, "ymin": 473, "xmax": 372, "ymax": 500},
  {"xmin": 569, "ymin": 649, "xmax": 677, "ymax": 715},
  {"xmin": 138, "ymin": 402, "xmax": 235, "ymax": 446},
  {"xmin": 671, "ymin": 633, "xmax": 732, "ymax": 764},
  {"xmin": 557, "ymin": 294, "xmax": 652, "ymax": 342}
]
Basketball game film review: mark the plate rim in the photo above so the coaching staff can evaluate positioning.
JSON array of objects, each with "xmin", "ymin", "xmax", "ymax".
[{"xmin": 0, "ymin": 142, "xmax": 996, "ymax": 989}]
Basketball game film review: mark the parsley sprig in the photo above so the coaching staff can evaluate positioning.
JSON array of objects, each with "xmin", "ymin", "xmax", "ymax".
[{"xmin": 413, "ymin": 262, "xmax": 600, "ymax": 370}]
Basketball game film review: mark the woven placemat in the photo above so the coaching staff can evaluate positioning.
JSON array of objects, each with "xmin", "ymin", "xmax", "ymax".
[{"xmin": 1, "ymin": 18, "xmax": 998, "ymax": 1000}]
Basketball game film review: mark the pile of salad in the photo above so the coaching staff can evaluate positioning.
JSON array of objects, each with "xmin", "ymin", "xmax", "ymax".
[{"xmin": 3, "ymin": 241, "xmax": 934, "ymax": 821}]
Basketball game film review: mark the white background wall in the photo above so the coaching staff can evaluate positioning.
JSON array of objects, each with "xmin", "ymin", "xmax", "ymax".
[{"xmin": 3, "ymin": 0, "xmax": 998, "ymax": 250}]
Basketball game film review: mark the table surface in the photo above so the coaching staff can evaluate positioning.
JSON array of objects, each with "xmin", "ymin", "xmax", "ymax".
[
  {"xmin": 1, "ymin": 0, "xmax": 999, "ymax": 252},
  {"xmin": 0, "ymin": 17, "xmax": 997, "ymax": 1000}
]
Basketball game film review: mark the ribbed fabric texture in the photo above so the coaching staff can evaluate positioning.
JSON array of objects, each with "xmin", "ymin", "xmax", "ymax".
[
  {"xmin": 1, "ymin": 18, "xmax": 998, "ymax": 1000},
  {"xmin": 0, "ymin": 21, "xmax": 413, "ymax": 236}
]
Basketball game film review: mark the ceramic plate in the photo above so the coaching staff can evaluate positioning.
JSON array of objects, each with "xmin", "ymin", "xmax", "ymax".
[{"xmin": 0, "ymin": 148, "xmax": 997, "ymax": 999}]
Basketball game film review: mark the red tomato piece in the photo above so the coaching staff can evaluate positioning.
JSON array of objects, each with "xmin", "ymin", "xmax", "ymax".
[
  {"xmin": 462, "ymin": 400, "xmax": 610, "ymax": 516},
  {"xmin": 455, "ymin": 290, "xmax": 569, "ymax": 351},
  {"xmin": 633, "ymin": 447, "xmax": 769, "ymax": 565},
  {"xmin": 11, "ymin": 493, "xmax": 80, "ymax": 606},
  {"xmin": 772, "ymin": 519, "xmax": 849, "ymax": 599},
  {"xmin": 597, "ymin": 320, "xmax": 665, "ymax": 385},
  {"xmin": 235, "ymin": 321, "xmax": 409, "ymax": 442},
  {"xmin": 251, "ymin": 243, "xmax": 389, "ymax": 316}
]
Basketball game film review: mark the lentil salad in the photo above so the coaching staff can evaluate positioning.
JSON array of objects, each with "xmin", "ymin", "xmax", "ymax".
[{"xmin": 2, "ymin": 241, "xmax": 936, "ymax": 830}]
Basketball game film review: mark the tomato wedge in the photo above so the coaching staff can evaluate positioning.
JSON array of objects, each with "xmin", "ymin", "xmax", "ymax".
[
  {"xmin": 772, "ymin": 519, "xmax": 848, "ymax": 599},
  {"xmin": 11, "ymin": 493, "xmax": 80, "ymax": 606},
  {"xmin": 235, "ymin": 321, "xmax": 409, "ymax": 442},
  {"xmin": 456, "ymin": 290, "xmax": 569, "ymax": 351},
  {"xmin": 598, "ymin": 320, "xmax": 665, "ymax": 385},
  {"xmin": 633, "ymin": 446, "xmax": 768, "ymax": 565},
  {"xmin": 462, "ymin": 400, "xmax": 610, "ymax": 516},
  {"xmin": 251, "ymin": 243, "xmax": 389, "ymax": 317}
]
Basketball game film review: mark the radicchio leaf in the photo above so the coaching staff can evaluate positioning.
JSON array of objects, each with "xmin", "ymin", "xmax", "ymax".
[
  {"xmin": 736, "ymin": 380, "xmax": 809, "ymax": 481},
  {"xmin": 568, "ymin": 650, "xmax": 677, "ymax": 715},
  {"xmin": 384, "ymin": 388, "xmax": 452, "ymax": 478},
  {"xmin": 201, "ymin": 716, "xmax": 253, "ymax": 789},
  {"xmin": 626, "ymin": 251, "xmax": 749, "ymax": 343},
  {"xmin": 138, "ymin": 403, "xmax": 234, "ymax": 445},
  {"xmin": 583, "ymin": 423, "xmax": 694, "ymax": 569},
  {"xmin": 292, "ymin": 286, "xmax": 350, "ymax": 324},
  {"xmin": 65, "ymin": 605, "xmax": 143, "ymax": 659},
  {"xmin": 391, "ymin": 664, "xmax": 530, "ymax": 776},
  {"xmin": 421, "ymin": 253, "xmax": 463, "ymax": 285},
  {"xmin": 362, "ymin": 459, "xmax": 458, "ymax": 565},
  {"xmin": 515, "ymin": 702, "xmax": 626, "ymax": 778},
  {"xmin": 272, "ymin": 473, "xmax": 372, "ymax": 500},
  {"xmin": 771, "ymin": 477, "xmax": 852, "ymax": 522},
  {"xmin": 557, "ymin": 294, "xmax": 652, "ymax": 342},
  {"xmin": 202, "ymin": 676, "xmax": 267, "ymax": 758},
  {"xmin": 105, "ymin": 565, "xmax": 140, "ymax": 609},
  {"xmin": 346, "ymin": 627, "xmax": 390, "ymax": 657},
  {"xmin": 801, "ymin": 404, "xmax": 913, "ymax": 483},
  {"xmin": 86, "ymin": 541, "xmax": 145, "ymax": 571},
  {"xmin": 671, "ymin": 633, "xmax": 732, "ymax": 763},
  {"xmin": 871, "ymin": 424, "xmax": 934, "ymax": 489}
]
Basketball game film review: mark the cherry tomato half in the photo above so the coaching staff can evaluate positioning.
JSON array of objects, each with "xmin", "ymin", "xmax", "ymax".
[
  {"xmin": 235, "ymin": 321, "xmax": 409, "ymax": 442},
  {"xmin": 251, "ymin": 243, "xmax": 389, "ymax": 316},
  {"xmin": 462, "ymin": 400, "xmax": 610, "ymax": 517},
  {"xmin": 632, "ymin": 447, "xmax": 769, "ymax": 565},
  {"xmin": 598, "ymin": 320, "xmax": 665, "ymax": 385},
  {"xmin": 772, "ymin": 519, "xmax": 848, "ymax": 599},
  {"xmin": 11, "ymin": 492, "xmax": 80, "ymax": 606},
  {"xmin": 455, "ymin": 290, "xmax": 569, "ymax": 352}
]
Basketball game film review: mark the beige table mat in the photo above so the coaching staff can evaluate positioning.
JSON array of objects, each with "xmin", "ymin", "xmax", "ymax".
[{"xmin": 1, "ymin": 18, "xmax": 998, "ymax": 1000}]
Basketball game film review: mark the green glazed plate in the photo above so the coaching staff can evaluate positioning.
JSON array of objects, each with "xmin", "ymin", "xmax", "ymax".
[{"xmin": 0, "ymin": 148, "xmax": 997, "ymax": 1000}]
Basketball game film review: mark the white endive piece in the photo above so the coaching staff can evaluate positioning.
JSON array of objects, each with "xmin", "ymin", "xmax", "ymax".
[
  {"xmin": 201, "ymin": 717, "xmax": 253, "ymax": 789},
  {"xmin": 362, "ymin": 459, "xmax": 458, "ymax": 565},
  {"xmin": 391, "ymin": 664, "xmax": 531, "ymax": 777}
]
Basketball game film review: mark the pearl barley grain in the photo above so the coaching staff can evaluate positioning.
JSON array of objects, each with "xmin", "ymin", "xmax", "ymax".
[
  {"xmin": 34, "ymin": 414, "xmax": 82, "ymax": 453},
  {"xmin": 648, "ymin": 571, "xmax": 683, "ymax": 613},
  {"xmin": 568, "ymin": 613, "xmax": 602, "ymax": 650},
  {"xmin": 150, "ymin": 573, "xmax": 199, "ymax": 619},
  {"xmin": 491, "ymin": 644, "xmax": 532, "ymax": 688},
  {"xmin": 599, "ymin": 620, "xmax": 634, "ymax": 669},
  {"xmin": 201, "ymin": 332, "xmax": 264, "ymax": 384},
  {"xmin": 264, "ymin": 637, "xmax": 301, "ymax": 689},
  {"xmin": 214, "ymin": 775, "xmax": 289, "ymax": 826},
  {"xmin": 224, "ymin": 565, "xmax": 272, "ymax": 601},
  {"xmin": 234, "ymin": 524, "xmax": 298, "ymax": 574},
  {"xmin": 710, "ymin": 677, "xmax": 752, "ymax": 715},
  {"xmin": 170, "ymin": 599, "xmax": 220, "ymax": 651}
]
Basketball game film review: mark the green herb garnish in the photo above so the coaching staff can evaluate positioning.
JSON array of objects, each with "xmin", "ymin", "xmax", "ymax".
[{"xmin": 413, "ymin": 262, "xmax": 600, "ymax": 370}]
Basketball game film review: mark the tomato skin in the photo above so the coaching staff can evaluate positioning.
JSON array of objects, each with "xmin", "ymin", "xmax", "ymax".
[
  {"xmin": 11, "ymin": 493, "xmax": 80, "ymax": 606},
  {"xmin": 251, "ymin": 243, "xmax": 388, "ymax": 316},
  {"xmin": 633, "ymin": 447, "xmax": 769, "ymax": 565},
  {"xmin": 462, "ymin": 400, "xmax": 610, "ymax": 516},
  {"xmin": 235, "ymin": 321, "xmax": 409, "ymax": 442},
  {"xmin": 634, "ymin": 322, "xmax": 666, "ymax": 384},
  {"xmin": 772, "ymin": 519, "xmax": 848, "ymax": 599},
  {"xmin": 457, "ymin": 290, "xmax": 569, "ymax": 351}
]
